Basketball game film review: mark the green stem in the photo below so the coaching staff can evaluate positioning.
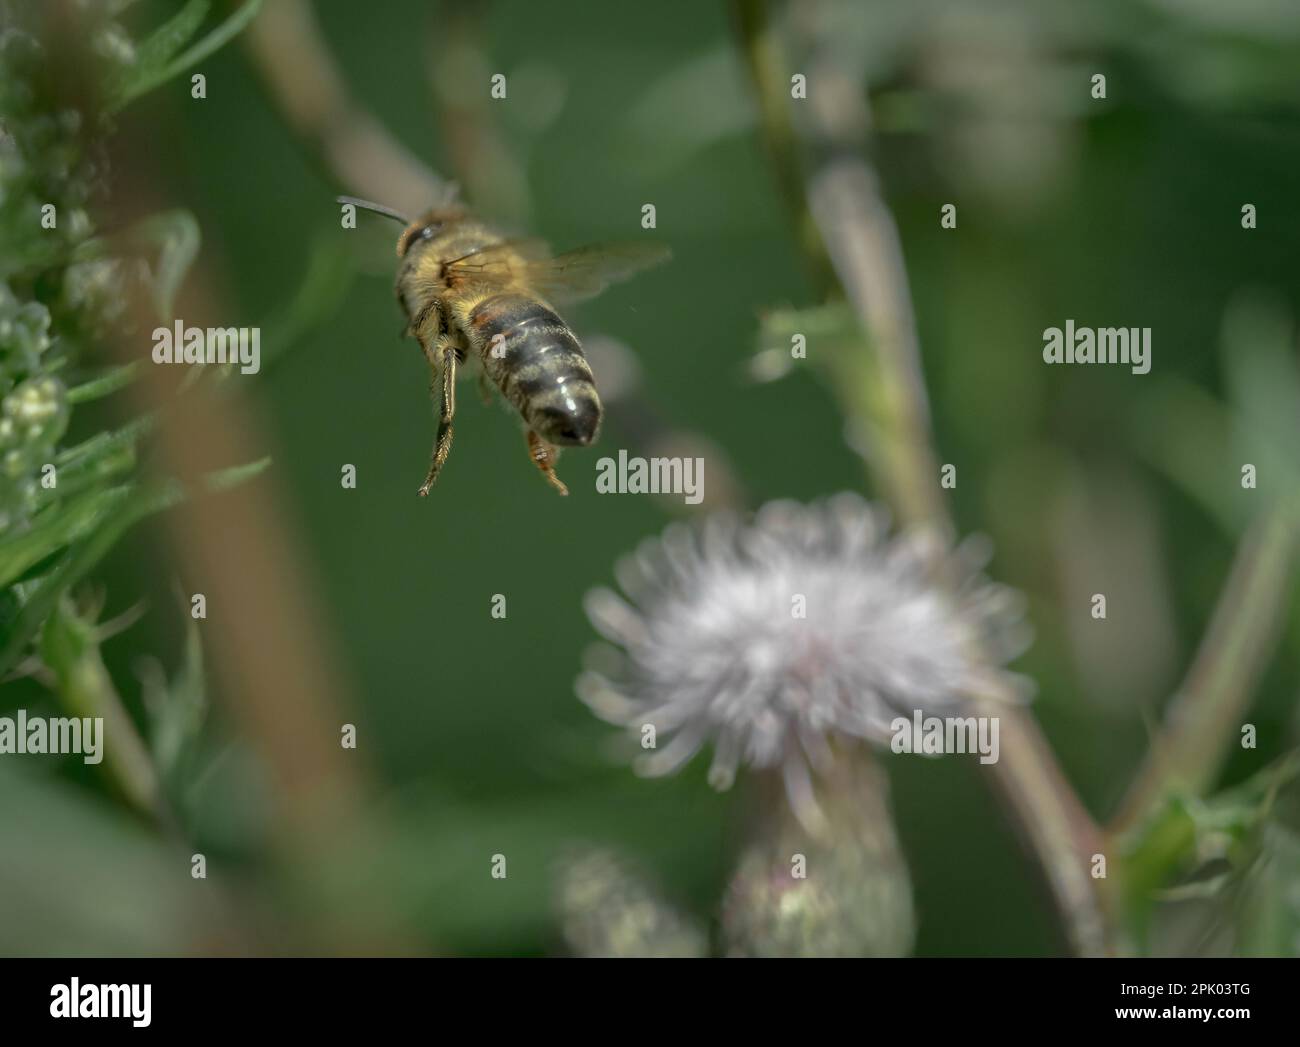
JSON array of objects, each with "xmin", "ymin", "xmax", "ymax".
[
  {"xmin": 732, "ymin": 0, "xmax": 1110, "ymax": 956},
  {"xmin": 730, "ymin": 0, "xmax": 837, "ymax": 299},
  {"xmin": 1110, "ymin": 507, "xmax": 1299, "ymax": 839},
  {"xmin": 40, "ymin": 598, "xmax": 161, "ymax": 818}
]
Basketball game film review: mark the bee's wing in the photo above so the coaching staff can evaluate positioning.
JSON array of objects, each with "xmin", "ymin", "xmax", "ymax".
[
  {"xmin": 523, "ymin": 242, "xmax": 672, "ymax": 303},
  {"xmin": 444, "ymin": 241, "xmax": 670, "ymax": 304}
]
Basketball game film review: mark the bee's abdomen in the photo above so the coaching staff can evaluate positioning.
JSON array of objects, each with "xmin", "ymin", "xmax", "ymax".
[{"xmin": 468, "ymin": 293, "xmax": 602, "ymax": 446}]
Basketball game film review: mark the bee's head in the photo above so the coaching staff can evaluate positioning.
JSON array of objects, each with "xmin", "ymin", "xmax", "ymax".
[
  {"xmin": 335, "ymin": 194, "xmax": 467, "ymax": 257},
  {"xmin": 397, "ymin": 207, "xmax": 468, "ymax": 257}
]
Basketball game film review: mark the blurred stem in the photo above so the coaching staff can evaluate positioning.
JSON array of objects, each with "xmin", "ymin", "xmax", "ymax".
[
  {"xmin": 733, "ymin": 0, "xmax": 1109, "ymax": 956},
  {"xmin": 975, "ymin": 686, "xmax": 1108, "ymax": 955},
  {"xmin": 428, "ymin": 1, "xmax": 531, "ymax": 224},
  {"xmin": 105, "ymin": 104, "xmax": 371, "ymax": 867},
  {"xmin": 729, "ymin": 0, "xmax": 836, "ymax": 298},
  {"xmin": 732, "ymin": 0, "xmax": 943, "ymax": 531},
  {"xmin": 239, "ymin": 0, "xmax": 449, "ymax": 214},
  {"xmin": 808, "ymin": 160, "xmax": 949, "ymax": 532},
  {"xmin": 1110, "ymin": 508, "xmax": 1298, "ymax": 839}
]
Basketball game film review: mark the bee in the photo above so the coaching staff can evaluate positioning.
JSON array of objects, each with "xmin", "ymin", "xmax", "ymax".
[{"xmin": 340, "ymin": 195, "xmax": 669, "ymax": 497}]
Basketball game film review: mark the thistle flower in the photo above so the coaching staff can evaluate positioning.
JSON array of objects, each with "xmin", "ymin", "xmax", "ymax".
[{"xmin": 577, "ymin": 493, "xmax": 1030, "ymax": 825}]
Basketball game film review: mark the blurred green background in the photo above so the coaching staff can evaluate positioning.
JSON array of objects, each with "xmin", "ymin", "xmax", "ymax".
[{"xmin": 3, "ymin": 0, "xmax": 1299, "ymax": 956}]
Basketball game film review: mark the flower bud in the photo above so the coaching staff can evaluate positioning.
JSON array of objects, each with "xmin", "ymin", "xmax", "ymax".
[{"xmin": 723, "ymin": 754, "xmax": 915, "ymax": 957}]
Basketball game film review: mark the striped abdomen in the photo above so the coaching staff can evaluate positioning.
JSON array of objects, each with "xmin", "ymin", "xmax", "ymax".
[{"xmin": 466, "ymin": 292, "xmax": 601, "ymax": 446}]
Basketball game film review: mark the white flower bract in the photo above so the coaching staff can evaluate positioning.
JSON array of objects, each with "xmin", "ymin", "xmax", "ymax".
[{"xmin": 578, "ymin": 493, "xmax": 1031, "ymax": 807}]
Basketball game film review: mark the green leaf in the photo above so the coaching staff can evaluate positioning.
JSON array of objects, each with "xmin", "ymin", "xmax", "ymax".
[
  {"xmin": 0, "ymin": 412, "xmax": 159, "ymax": 588},
  {"xmin": 129, "ymin": 211, "xmax": 201, "ymax": 322},
  {"xmin": 56, "ymin": 415, "xmax": 157, "ymax": 471},
  {"xmin": 66, "ymin": 362, "xmax": 141, "ymax": 405},
  {"xmin": 1124, "ymin": 754, "xmax": 1300, "ymax": 952},
  {"xmin": 0, "ymin": 457, "xmax": 270, "ymax": 677},
  {"xmin": 105, "ymin": 0, "xmax": 210, "ymax": 109},
  {"xmin": 131, "ymin": 1, "xmax": 211, "ymax": 83},
  {"xmin": 1235, "ymin": 819, "xmax": 1300, "ymax": 956},
  {"xmin": 201, "ymin": 456, "xmax": 273, "ymax": 494},
  {"xmin": 0, "ymin": 486, "xmax": 131, "ymax": 590},
  {"xmin": 0, "ymin": 491, "xmax": 154, "ymax": 679},
  {"xmin": 143, "ymin": 611, "xmax": 207, "ymax": 791},
  {"xmin": 111, "ymin": 0, "xmax": 264, "ymax": 111}
]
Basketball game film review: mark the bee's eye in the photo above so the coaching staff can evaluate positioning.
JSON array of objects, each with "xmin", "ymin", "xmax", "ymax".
[{"xmin": 400, "ymin": 220, "xmax": 444, "ymax": 256}]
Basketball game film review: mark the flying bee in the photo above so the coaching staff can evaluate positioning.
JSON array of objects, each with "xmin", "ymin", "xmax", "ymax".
[{"xmin": 340, "ymin": 195, "xmax": 669, "ymax": 497}]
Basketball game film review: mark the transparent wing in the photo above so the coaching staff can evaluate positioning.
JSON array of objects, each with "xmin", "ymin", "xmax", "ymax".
[
  {"xmin": 445, "ymin": 241, "xmax": 670, "ymax": 303},
  {"xmin": 440, "ymin": 239, "xmax": 552, "ymax": 282}
]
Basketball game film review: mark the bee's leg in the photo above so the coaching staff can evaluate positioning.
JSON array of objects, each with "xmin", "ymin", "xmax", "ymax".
[
  {"xmin": 526, "ymin": 430, "xmax": 569, "ymax": 496},
  {"xmin": 418, "ymin": 341, "xmax": 458, "ymax": 497},
  {"xmin": 408, "ymin": 299, "xmax": 440, "ymax": 341}
]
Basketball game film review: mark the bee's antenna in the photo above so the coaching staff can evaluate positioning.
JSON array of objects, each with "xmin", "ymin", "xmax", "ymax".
[{"xmin": 337, "ymin": 195, "xmax": 411, "ymax": 224}]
